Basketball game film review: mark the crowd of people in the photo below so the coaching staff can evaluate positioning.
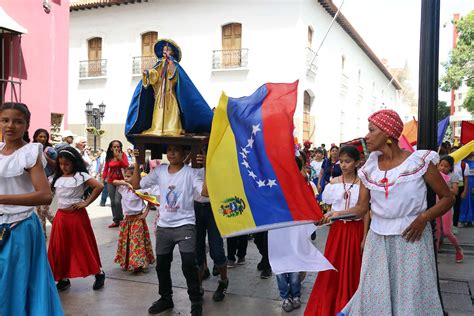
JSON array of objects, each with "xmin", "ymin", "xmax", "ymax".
[{"xmin": 1, "ymin": 102, "xmax": 473, "ymax": 316}]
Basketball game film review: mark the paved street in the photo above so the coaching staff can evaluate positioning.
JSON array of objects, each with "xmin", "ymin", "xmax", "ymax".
[{"xmin": 55, "ymin": 200, "xmax": 474, "ymax": 315}]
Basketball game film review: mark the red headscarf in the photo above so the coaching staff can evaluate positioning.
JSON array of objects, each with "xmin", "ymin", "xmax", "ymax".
[{"xmin": 368, "ymin": 109, "xmax": 403, "ymax": 140}]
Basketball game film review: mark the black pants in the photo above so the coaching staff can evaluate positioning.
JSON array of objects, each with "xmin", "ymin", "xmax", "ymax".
[
  {"xmin": 254, "ymin": 232, "xmax": 271, "ymax": 270},
  {"xmin": 155, "ymin": 252, "xmax": 202, "ymax": 304},
  {"xmin": 227, "ymin": 235, "xmax": 248, "ymax": 262},
  {"xmin": 453, "ymin": 185, "xmax": 463, "ymax": 227}
]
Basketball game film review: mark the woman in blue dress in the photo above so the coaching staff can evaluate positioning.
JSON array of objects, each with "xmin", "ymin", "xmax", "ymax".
[
  {"xmin": 317, "ymin": 145, "xmax": 342, "ymax": 201},
  {"xmin": 0, "ymin": 102, "xmax": 63, "ymax": 315}
]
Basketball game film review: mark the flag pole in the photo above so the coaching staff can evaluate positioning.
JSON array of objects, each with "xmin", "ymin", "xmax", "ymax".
[{"xmin": 417, "ymin": 0, "xmax": 446, "ymax": 314}]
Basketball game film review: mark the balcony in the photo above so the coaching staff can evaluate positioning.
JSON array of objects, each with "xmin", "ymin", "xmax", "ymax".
[
  {"xmin": 212, "ymin": 48, "xmax": 249, "ymax": 70},
  {"xmin": 132, "ymin": 56, "xmax": 158, "ymax": 75},
  {"xmin": 79, "ymin": 59, "xmax": 107, "ymax": 78},
  {"xmin": 305, "ymin": 47, "xmax": 318, "ymax": 77}
]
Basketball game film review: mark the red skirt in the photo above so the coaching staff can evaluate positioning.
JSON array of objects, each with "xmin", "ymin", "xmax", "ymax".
[
  {"xmin": 114, "ymin": 215, "xmax": 155, "ymax": 271},
  {"xmin": 305, "ymin": 220, "xmax": 364, "ymax": 316},
  {"xmin": 47, "ymin": 208, "xmax": 102, "ymax": 281}
]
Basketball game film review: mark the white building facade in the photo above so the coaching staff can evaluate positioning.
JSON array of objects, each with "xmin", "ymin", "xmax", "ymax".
[{"xmin": 69, "ymin": 0, "xmax": 404, "ymax": 148}]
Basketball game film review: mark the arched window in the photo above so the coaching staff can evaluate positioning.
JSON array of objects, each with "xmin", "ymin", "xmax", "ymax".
[
  {"xmin": 87, "ymin": 37, "xmax": 102, "ymax": 76},
  {"xmin": 303, "ymin": 90, "xmax": 313, "ymax": 141},
  {"xmin": 222, "ymin": 23, "xmax": 242, "ymax": 67},
  {"xmin": 142, "ymin": 31, "xmax": 158, "ymax": 57},
  {"xmin": 308, "ymin": 26, "xmax": 314, "ymax": 48}
]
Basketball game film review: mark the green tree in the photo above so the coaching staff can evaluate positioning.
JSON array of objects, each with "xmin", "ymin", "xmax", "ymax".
[
  {"xmin": 437, "ymin": 100, "xmax": 450, "ymax": 119},
  {"xmin": 440, "ymin": 11, "xmax": 474, "ymax": 114}
]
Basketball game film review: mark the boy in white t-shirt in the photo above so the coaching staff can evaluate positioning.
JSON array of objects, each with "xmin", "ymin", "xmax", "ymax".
[{"xmin": 132, "ymin": 145, "xmax": 207, "ymax": 316}]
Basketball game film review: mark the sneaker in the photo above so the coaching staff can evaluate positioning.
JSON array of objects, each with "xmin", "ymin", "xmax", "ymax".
[
  {"xmin": 202, "ymin": 267, "xmax": 210, "ymax": 280},
  {"xmin": 453, "ymin": 226, "xmax": 459, "ymax": 235},
  {"xmin": 237, "ymin": 257, "xmax": 246, "ymax": 265},
  {"xmin": 93, "ymin": 272, "xmax": 105, "ymax": 290},
  {"xmin": 282, "ymin": 298, "xmax": 293, "ymax": 312},
  {"xmin": 227, "ymin": 260, "xmax": 236, "ymax": 269},
  {"xmin": 99, "ymin": 203, "xmax": 106, "ymax": 207},
  {"xmin": 292, "ymin": 297, "xmax": 301, "ymax": 309},
  {"xmin": 257, "ymin": 261, "xmax": 264, "ymax": 271},
  {"xmin": 191, "ymin": 304, "xmax": 203, "ymax": 316},
  {"xmin": 456, "ymin": 248, "xmax": 464, "ymax": 263},
  {"xmin": 212, "ymin": 279, "xmax": 229, "ymax": 302},
  {"xmin": 108, "ymin": 222, "xmax": 119, "ymax": 228},
  {"xmin": 212, "ymin": 265, "xmax": 219, "ymax": 276},
  {"xmin": 56, "ymin": 279, "xmax": 71, "ymax": 292},
  {"xmin": 260, "ymin": 269, "xmax": 272, "ymax": 279},
  {"xmin": 148, "ymin": 298, "xmax": 174, "ymax": 314}
]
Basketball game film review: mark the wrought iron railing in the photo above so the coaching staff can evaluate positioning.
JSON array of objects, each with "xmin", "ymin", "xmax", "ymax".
[
  {"xmin": 79, "ymin": 59, "xmax": 107, "ymax": 78},
  {"xmin": 132, "ymin": 56, "xmax": 158, "ymax": 75},
  {"xmin": 305, "ymin": 47, "xmax": 318, "ymax": 76},
  {"xmin": 212, "ymin": 48, "xmax": 248, "ymax": 69}
]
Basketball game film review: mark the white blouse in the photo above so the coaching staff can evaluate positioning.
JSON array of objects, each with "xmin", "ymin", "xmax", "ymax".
[
  {"xmin": 118, "ymin": 185, "xmax": 146, "ymax": 215},
  {"xmin": 0, "ymin": 143, "xmax": 46, "ymax": 224},
  {"xmin": 52, "ymin": 172, "xmax": 91, "ymax": 209},
  {"xmin": 322, "ymin": 182, "xmax": 360, "ymax": 213},
  {"xmin": 358, "ymin": 150, "xmax": 439, "ymax": 236}
]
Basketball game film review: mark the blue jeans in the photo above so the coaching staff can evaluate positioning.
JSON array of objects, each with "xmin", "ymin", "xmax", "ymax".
[
  {"xmin": 276, "ymin": 272, "xmax": 301, "ymax": 299},
  {"xmin": 100, "ymin": 181, "xmax": 108, "ymax": 205},
  {"xmin": 194, "ymin": 201, "xmax": 227, "ymax": 268}
]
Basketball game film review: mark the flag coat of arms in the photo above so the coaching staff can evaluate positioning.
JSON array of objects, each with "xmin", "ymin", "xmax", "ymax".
[{"xmin": 206, "ymin": 81, "xmax": 323, "ymax": 237}]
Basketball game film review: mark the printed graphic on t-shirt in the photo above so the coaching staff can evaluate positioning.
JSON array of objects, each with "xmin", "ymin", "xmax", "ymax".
[{"xmin": 165, "ymin": 185, "xmax": 181, "ymax": 212}]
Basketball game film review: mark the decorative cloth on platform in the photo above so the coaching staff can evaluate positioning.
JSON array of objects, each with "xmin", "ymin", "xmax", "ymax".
[
  {"xmin": 368, "ymin": 109, "xmax": 404, "ymax": 140},
  {"xmin": 115, "ymin": 215, "xmax": 155, "ymax": 271},
  {"xmin": 0, "ymin": 213, "xmax": 64, "ymax": 316},
  {"xmin": 460, "ymin": 160, "xmax": 474, "ymax": 222},
  {"xmin": 341, "ymin": 226, "xmax": 442, "ymax": 315},
  {"xmin": 48, "ymin": 208, "xmax": 102, "ymax": 281}
]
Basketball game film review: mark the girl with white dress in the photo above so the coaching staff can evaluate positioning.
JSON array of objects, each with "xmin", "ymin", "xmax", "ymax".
[
  {"xmin": 48, "ymin": 146, "xmax": 105, "ymax": 292},
  {"xmin": 0, "ymin": 102, "xmax": 63, "ymax": 315}
]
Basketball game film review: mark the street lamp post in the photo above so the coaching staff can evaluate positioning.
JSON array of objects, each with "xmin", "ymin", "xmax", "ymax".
[{"xmin": 85, "ymin": 100, "xmax": 106, "ymax": 153}]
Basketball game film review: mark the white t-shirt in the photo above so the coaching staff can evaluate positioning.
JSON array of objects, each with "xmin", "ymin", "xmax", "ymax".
[
  {"xmin": 464, "ymin": 163, "xmax": 473, "ymax": 176},
  {"xmin": 118, "ymin": 185, "xmax": 146, "ymax": 215},
  {"xmin": 51, "ymin": 172, "xmax": 91, "ymax": 209},
  {"xmin": 310, "ymin": 160, "xmax": 323, "ymax": 178},
  {"xmin": 194, "ymin": 168, "xmax": 210, "ymax": 203},
  {"xmin": 0, "ymin": 143, "xmax": 46, "ymax": 224},
  {"xmin": 140, "ymin": 164, "xmax": 204, "ymax": 228},
  {"xmin": 358, "ymin": 150, "xmax": 439, "ymax": 235}
]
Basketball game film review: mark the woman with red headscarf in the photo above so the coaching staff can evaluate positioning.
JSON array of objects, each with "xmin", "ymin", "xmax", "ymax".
[{"xmin": 320, "ymin": 109, "xmax": 454, "ymax": 315}]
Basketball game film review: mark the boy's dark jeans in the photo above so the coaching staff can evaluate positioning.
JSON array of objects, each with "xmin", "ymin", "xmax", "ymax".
[
  {"xmin": 227, "ymin": 235, "xmax": 248, "ymax": 262},
  {"xmin": 254, "ymin": 231, "xmax": 271, "ymax": 270},
  {"xmin": 155, "ymin": 225, "xmax": 202, "ymax": 304},
  {"xmin": 194, "ymin": 201, "xmax": 227, "ymax": 269}
]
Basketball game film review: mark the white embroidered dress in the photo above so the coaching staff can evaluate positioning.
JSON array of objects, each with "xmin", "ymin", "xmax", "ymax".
[{"xmin": 0, "ymin": 143, "xmax": 46, "ymax": 224}]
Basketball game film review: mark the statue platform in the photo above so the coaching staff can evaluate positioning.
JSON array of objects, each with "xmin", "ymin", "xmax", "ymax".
[{"xmin": 128, "ymin": 134, "xmax": 209, "ymax": 168}]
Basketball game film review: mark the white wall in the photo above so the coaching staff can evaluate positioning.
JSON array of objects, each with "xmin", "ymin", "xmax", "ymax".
[{"xmin": 69, "ymin": 0, "xmax": 401, "ymax": 146}]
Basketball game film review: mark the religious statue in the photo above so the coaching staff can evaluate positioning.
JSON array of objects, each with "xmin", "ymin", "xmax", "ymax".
[{"xmin": 125, "ymin": 39, "xmax": 213, "ymax": 140}]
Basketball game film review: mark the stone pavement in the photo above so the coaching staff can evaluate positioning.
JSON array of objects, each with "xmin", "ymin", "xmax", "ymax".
[{"xmin": 55, "ymin": 201, "xmax": 474, "ymax": 315}]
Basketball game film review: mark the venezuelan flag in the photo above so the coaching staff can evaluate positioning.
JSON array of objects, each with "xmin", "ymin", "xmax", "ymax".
[{"xmin": 206, "ymin": 81, "xmax": 323, "ymax": 237}]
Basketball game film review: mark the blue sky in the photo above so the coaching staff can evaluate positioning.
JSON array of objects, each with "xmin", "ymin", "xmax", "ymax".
[{"xmin": 333, "ymin": 0, "xmax": 473, "ymax": 102}]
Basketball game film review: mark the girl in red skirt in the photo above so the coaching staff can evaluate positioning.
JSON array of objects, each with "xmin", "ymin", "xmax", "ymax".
[
  {"xmin": 305, "ymin": 145, "xmax": 369, "ymax": 316},
  {"xmin": 48, "ymin": 147, "xmax": 105, "ymax": 292},
  {"xmin": 113, "ymin": 167, "xmax": 155, "ymax": 272}
]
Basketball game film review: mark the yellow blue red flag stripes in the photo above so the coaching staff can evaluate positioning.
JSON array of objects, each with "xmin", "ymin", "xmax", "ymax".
[{"xmin": 206, "ymin": 82, "xmax": 323, "ymax": 237}]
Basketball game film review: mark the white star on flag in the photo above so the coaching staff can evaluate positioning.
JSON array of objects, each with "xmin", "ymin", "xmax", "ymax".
[
  {"xmin": 247, "ymin": 137, "xmax": 254, "ymax": 148},
  {"xmin": 252, "ymin": 124, "xmax": 261, "ymax": 135},
  {"xmin": 257, "ymin": 179, "xmax": 266, "ymax": 187},
  {"xmin": 241, "ymin": 160, "xmax": 250, "ymax": 169},
  {"xmin": 240, "ymin": 151, "xmax": 247, "ymax": 159},
  {"xmin": 248, "ymin": 170, "xmax": 257, "ymax": 179},
  {"xmin": 241, "ymin": 147, "xmax": 250, "ymax": 154},
  {"xmin": 267, "ymin": 179, "xmax": 277, "ymax": 188}
]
